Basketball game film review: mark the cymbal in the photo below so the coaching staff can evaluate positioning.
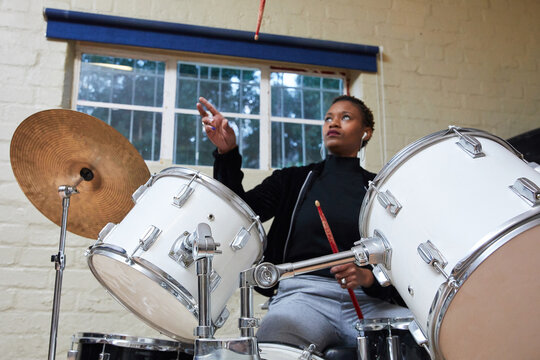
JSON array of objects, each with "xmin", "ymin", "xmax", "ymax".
[{"xmin": 10, "ymin": 109, "xmax": 151, "ymax": 239}]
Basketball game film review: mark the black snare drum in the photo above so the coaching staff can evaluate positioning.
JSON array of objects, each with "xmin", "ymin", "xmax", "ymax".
[
  {"xmin": 356, "ymin": 318, "xmax": 430, "ymax": 360},
  {"xmin": 67, "ymin": 332, "xmax": 193, "ymax": 360}
]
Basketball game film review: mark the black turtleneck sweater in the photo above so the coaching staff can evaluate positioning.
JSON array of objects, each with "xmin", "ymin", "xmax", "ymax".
[{"xmin": 287, "ymin": 155, "xmax": 366, "ymax": 277}]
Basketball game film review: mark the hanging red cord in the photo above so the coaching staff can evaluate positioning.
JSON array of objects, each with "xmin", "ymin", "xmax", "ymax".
[
  {"xmin": 254, "ymin": 0, "xmax": 266, "ymax": 40},
  {"xmin": 315, "ymin": 200, "xmax": 364, "ymax": 320}
]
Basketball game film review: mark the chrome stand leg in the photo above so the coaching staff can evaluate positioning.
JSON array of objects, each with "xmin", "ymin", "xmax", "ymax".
[{"xmin": 48, "ymin": 186, "xmax": 77, "ymax": 360}]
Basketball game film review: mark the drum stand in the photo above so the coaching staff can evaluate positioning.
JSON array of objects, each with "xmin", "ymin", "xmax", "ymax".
[
  {"xmin": 192, "ymin": 232, "xmax": 384, "ymax": 359},
  {"xmin": 47, "ymin": 184, "xmax": 78, "ymax": 360}
]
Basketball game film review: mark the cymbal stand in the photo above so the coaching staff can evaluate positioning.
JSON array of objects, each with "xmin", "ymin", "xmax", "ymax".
[
  {"xmin": 48, "ymin": 168, "xmax": 93, "ymax": 360},
  {"xmin": 47, "ymin": 184, "xmax": 79, "ymax": 360}
]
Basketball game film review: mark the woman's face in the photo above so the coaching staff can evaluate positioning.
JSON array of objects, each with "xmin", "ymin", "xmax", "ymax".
[{"xmin": 323, "ymin": 100, "xmax": 372, "ymax": 157}]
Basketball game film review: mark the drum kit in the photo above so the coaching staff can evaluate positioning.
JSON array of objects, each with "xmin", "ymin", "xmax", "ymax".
[{"xmin": 10, "ymin": 109, "xmax": 540, "ymax": 360}]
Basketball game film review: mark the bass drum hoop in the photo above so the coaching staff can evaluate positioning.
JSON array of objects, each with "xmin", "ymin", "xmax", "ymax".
[{"xmin": 428, "ymin": 209, "xmax": 540, "ymax": 359}]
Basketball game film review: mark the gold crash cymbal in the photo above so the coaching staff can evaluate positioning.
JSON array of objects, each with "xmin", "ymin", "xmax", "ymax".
[{"xmin": 10, "ymin": 109, "xmax": 151, "ymax": 239}]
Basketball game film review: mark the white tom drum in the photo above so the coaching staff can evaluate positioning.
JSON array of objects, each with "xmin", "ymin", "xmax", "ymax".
[
  {"xmin": 86, "ymin": 167, "xmax": 266, "ymax": 343},
  {"xmin": 359, "ymin": 127, "xmax": 540, "ymax": 359}
]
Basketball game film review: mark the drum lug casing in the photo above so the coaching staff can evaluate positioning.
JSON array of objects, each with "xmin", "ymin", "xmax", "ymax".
[
  {"xmin": 66, "ymin": 349, "xmax": 78, "ymax": 360},
  {"xmin": 376, "ymin": 189, "xmax": 402, "ymax": 216},
  {"xmin": 230, "ymin": 216, "xmax": 259, "ymax": 251},
  {"xmin": 450, "ymin": 126, "xmax": 485, "ymax": 158},
  {"xmin": 408, "ymin": 320, "xmax": 430, "ymax": 353},
  {"xmin": 172, "ymin": 172, "xmax": 199, "ymax": 208},
  {"xmin": 417, "ymin": 240, "xmax": 451, "ymax": 280},
  {"xmin": 132, "ymin": 175, "xmax": 154, "ymax": 203},
  {"xmin": 509, "ymin": 177, "xmax": 540, "ymax": 206},
  {"xmin": 128, "ymin": 225, "xmax": 162, "ymax": 261}
]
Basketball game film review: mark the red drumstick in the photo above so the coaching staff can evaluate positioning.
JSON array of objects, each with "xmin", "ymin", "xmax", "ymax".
[
  {"xmin": 315, "ymin": 200, "xmax": 364, "ymax": 320},
  {"xmin": 254, "ymin": 0, "xmax": 266, "ymax": 40}
]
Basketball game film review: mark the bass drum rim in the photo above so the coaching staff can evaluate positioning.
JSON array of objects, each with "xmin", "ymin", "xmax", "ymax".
[{"xmin": 429, "ymin": 209, "xmax": 540, "ymax": 360}]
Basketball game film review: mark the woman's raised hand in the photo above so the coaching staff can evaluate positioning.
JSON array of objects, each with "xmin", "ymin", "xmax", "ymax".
[{"xmin": 197, "ymin": 96, "xmax": 237, "ymax": 154}]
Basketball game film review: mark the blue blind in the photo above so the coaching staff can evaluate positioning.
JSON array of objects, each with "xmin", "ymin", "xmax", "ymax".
[{"xmin": 44, "ymin": 8, "xmax": 379, "ymax": 72}]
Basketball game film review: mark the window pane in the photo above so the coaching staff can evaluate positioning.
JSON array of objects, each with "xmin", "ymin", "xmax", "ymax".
[
  {"xmin": 302, "ymin": 90, "xmax": 321, "ymax": 120},
  {"xmin": 132, "ymin": 111, "xmax": 162, "ymax": 161},
  {"xmin": 234, "ymin": 117, "xmax": 260, "ymax": 169},
  {"xmin": 79, "ymin": 54, "xmax": 164, "ymax": 107},
  {"xmin": 282, "ymin": 88, "xmax": 301, "ymax": 118},
  {"xmin": 174, "ymin": 114, "xmax": 259, "ymax": 169},
  {"xmin": 221, "ymin": 82, "xmax": 241, "ymax": 113},
  {"xmin": 77, "ymin": 105, "xmax": 161, "ymax": 161},
  {"xmin": 271, "ymin": 122, "xmax": 323, "ymax": 168},
  {"xmin": 175, "ymin": 61, "xmax": 261, "ymax": 168},
  {"xmin": 174, "ymin": 114, "xmax": 214, "ymax": 166},
  {"xmin": 177, "ymin": 79, "xmax": 198, "ymax": 109},
  {"xmin": 270, "ymin": 71, "xmax": 343, "ymax": 168}
]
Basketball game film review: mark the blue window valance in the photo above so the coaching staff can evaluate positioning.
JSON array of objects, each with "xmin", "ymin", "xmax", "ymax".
[{"xmin": 44, "ymin": 8, "xmax": 379, "ymax": 72}]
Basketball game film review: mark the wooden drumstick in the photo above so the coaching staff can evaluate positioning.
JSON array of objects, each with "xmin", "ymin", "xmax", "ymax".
[
  {"xmin": 254, "ymin": 0, "xmax": 266, "ymax": 40},
  {"xmin": 315, "ymin": 200, "xmax": 364, "ymax": 320}
]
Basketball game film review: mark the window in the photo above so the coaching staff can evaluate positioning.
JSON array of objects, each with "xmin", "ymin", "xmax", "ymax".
[{"xmin": 74, "ymin": 47, "xmax": 344, "ymax": 169}]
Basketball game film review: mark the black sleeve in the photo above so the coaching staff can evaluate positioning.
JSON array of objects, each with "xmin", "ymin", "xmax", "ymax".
[{"xmin": 213, "ymin": 147, "xmax": 284, "ymax": 223}]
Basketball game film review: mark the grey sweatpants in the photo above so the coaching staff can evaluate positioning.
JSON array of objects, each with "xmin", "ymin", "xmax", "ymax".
[{"xmin": 256, "ymin": 275, "xmax": 411, "ymax": 352}]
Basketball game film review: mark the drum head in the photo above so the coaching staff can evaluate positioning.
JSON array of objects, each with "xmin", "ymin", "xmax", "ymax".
[
  {"xmin": 89, "ymin": 252, "xmax": 198, "ymax": 343},
  {"xmin": 439, "ymin": 223, "xmax": 540, "ymax": 359}
]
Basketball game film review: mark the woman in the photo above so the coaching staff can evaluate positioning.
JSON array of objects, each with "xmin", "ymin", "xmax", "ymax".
[{"xmin": 198, "ymin": 95, "xmax": 409, "ymax": 352}]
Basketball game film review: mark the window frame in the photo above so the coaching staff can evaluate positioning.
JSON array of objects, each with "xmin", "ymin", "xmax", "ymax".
[{"xmin": 72, "ymin": 43, "xmax": 349, "ymax": 170}]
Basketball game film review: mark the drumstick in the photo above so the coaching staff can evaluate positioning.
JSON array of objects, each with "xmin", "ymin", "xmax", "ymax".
[
  {"xmin": 254, "ymin": 0, "xmax": 266, "ymax": 40},
  {"xmin": 315, "ymin": 200, "xmax": 364, "ymax": 320}
]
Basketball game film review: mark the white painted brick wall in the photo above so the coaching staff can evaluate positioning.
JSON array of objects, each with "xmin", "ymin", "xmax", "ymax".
[{"xmin": 1, "ymin": 0, "xmax": 539, "ymax": 359}]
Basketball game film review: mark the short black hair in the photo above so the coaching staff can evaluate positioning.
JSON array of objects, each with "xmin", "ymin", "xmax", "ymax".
[{"xmin": 331, "ymin": 95, "xmax": 375, "ymax": 130}]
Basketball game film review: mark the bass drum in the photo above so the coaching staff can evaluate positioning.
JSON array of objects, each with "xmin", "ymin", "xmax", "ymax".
[
  {"xmin": 259, "ymin": 343, "xmax": 325, "ymax": 359},
  {"xmin": 359, "ymin": 127, "xmax": 540, "ymax": 359},
  {"xmin": 67, "ymin": 332, "xmax": 192, "ymax": 359},
  {"xmin": 86, "ymin": 167, "xmax": 266, "ymax": 343}
]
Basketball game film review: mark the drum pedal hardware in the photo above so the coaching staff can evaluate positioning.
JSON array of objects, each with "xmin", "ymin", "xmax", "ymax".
[
  {"xmin": 230, "ymin": 216, "xmax": 260, "ymax": 251},
  {"xmin": 173, "ymin": 172, "xmax": 199, "ymax": 208},
  {"xmin": 449, "ymin": 126, "xmax": 485, "ymax": 158},
  {"xmin": 417, "ymin": 240, "xmax": 450, "ymax": 280},
  {"xmin": 128, "ymin": 225, "xmax": 162, "ymax": 262},
  {"xmin": 509, "ymin": 177, "xmax": 540, "ymax": 206}
]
